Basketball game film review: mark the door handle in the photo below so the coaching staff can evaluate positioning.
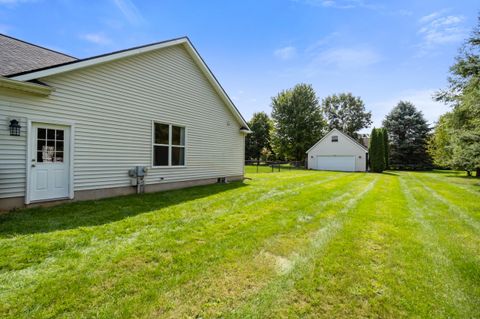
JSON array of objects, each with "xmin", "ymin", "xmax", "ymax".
[{"xmin": 31, "ymin": 164, "xmax": 36, "ymax": 167}]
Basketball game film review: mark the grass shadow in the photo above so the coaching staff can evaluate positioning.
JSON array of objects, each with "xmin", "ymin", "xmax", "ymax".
[{"xmin": 0, "ymin": 181, "xmax": 247, "ymax": 237}]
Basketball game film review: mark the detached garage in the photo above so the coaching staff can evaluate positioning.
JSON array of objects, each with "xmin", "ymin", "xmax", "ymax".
[{"xmin": 307, "ymin": 129, "xmax": 368, "ymax": 172}]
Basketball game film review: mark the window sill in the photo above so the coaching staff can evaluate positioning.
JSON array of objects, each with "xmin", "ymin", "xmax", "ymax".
[{"xmin": 151, "ymin": 165, "xmax": 187, "ymax": 169}]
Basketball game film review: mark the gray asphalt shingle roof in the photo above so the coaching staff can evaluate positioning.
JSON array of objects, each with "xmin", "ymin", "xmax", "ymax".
[{"xmin": 0, "ymin": 34, "xmax": 77, "ymax": 76}]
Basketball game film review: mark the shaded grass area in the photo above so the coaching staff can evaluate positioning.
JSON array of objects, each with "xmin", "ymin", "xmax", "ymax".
[
  {"xmin": 245, "ymin": 165, "xmax": 305, "ymax": 174},
  {"xmin": 0, "ymin": 170, "xmax": 479, "ymax": 318}
]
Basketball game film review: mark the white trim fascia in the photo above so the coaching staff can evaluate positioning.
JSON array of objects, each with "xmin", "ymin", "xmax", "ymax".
[
  {"xmin": 10, "ymin": 38, "xmax": 187, "ymax": 82},
  {"xmin": 181, "ymin": 43, "xmax": 250, "ymax": 130},
  {"xmin": 306, "ymin": 128, "xmax": 368, "ymax": 154},
  {"xmin": 240, "ymin": 128, "xmax": 253, "ymax": 134},
  {"xmin": 25, "ymin": 120, "xmax": 32, "ymax": 204},
  {"xmin": 69, "ymin": 124, "xmax": 75, "ymax": 200},
  {"xmin": 0, "ymin": 76, "xmax": 53, "ymax": 96},
  {"xmin": 25, "ymin": 118, "xmax": 75, "ymax": 204},
  {"xmin": 10, "ymin": 38, "xmax": 250, "ymax": 130}
]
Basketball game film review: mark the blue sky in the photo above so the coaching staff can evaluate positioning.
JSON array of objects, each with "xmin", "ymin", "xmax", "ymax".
[{"xmin": 1, "ymin": 0, "xmax": 478, "ymax": 131}]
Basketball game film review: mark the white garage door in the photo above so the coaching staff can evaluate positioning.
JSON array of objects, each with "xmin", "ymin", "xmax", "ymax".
[{"xmin": 316, "ymin": 156, "xmax": 356, "ymax": 172}]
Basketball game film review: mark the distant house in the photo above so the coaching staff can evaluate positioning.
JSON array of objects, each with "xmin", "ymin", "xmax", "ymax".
[
  {"xmin": 358, "ymin": 133, "xmax": 370, "ymax": 149},
  {"xmin": 0, "ymin": 34, "xmax": 250, "ymax": 210},
  {"xmin": 306, "ymin": 129, "xmax": 368, "ymax": 172}
]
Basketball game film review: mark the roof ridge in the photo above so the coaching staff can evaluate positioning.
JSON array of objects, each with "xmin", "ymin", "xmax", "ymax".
[{"xmin": 0, "ymin": 33, "xmax": 77, "ymax": 60}]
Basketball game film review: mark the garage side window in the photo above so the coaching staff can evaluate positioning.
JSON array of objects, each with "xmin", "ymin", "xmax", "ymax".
[
  {"xmin": 331, "ymin": 135, "xmax": 338, "ymax": 142},
  {"xmin": 153, "ymin": 122, "xmax": 185, "ymax": 167}
]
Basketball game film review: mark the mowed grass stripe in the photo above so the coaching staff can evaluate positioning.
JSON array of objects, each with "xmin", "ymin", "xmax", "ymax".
[
  {"xmin": 154, "ymin": 174, "xmax": 378, "ymax": 318},
  {"xmin": 235, "ymin": 175, "xmax": 412, "ymax": 318},
  {"xmin": 399, "ymin": 174, "xmax": 480, "ymax": 318},
  {"xmin": 413, "ymin": 175, "xmax": 480, "ymax": 232},
  {"xmin": 415, "ymin": 170, "xmax": 480, "ymax": 196},
  {"xmin": 400, "ymin": 172, "xmax": 480, "ymax": 261},
  {"xmin": 0, "ymin": 171, "xmax": 479, "ymax": 318},
  {"xmin": 0, "ymin": 172, "xmax": 366, "ymax": 318},
  {"xmin": 226, "ymin": 176, "xmax": 380, "ymax": 318},
  {"xmin": 408, "ymin": 172, "xmax": 480, "ymax": 223},
  {"xmin": 0, "ymin": 171, "xmax": 346, "ymax": 272},
  {"xmin": 84, "ymin": 173, "xmax": 370, "ymax": 318}
]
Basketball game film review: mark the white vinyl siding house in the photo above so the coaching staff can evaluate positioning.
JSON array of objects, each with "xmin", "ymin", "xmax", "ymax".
[
  {"xmin": 307, "ymin": 129, "xmax": 368, "ymax": 172},
  {"xmin": 0, "ymin": 37, "xmax": 249, "ymax": 210}
]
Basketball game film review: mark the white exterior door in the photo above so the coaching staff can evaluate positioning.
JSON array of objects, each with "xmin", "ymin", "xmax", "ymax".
[
  {"xmin": 316, "ymin": 156, "xmax": 355, "ymax": 172},
  {"xmin": 30, "ymin": 123, "xmax": 70, "ymax": 202}
]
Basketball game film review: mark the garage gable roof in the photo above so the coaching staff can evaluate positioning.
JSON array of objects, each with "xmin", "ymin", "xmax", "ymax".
[
  {"xmin": 8, "ymin": 37, "xmax": 249, "ymax": 130},
  {"xmin": 306, "ymin": 128, "xmax": 368, "ymax": 153}
]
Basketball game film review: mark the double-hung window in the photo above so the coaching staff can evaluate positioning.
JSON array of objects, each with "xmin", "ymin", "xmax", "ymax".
[{"xmin": 153, "ymin": 122, "xmax": 185, "ymax": 166}]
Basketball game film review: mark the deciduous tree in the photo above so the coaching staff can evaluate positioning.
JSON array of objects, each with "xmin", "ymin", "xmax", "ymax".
[
  {"xmin": 432, "ymin": 15, "xmax": 480, "ymax": 176},
  {"xmin": 321, "ymin": 93, "xmax": 372, "ymax": 138},
  {"xmin": 271, "ymin": 83, "xmax": 326, "ymax": 161},
  {"xmin": 245, "ymin": 112, "xmax": 272, "ymax": 161}
]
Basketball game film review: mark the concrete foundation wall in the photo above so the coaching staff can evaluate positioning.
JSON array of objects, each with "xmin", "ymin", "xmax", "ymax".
[{"xmin": 0, "ymin": 175, "xmax": 244, "ymax": 212}]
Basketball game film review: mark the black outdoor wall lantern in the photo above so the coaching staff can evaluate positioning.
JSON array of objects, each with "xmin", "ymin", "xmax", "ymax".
[{"xmin": 9, "ymin": 119, "xmax": 21, "ymax": 136}]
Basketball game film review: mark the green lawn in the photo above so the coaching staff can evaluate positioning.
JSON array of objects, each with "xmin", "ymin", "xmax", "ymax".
[{"xmin": 0, "ymin": 170, "xmax": 479, "ymax": 318}]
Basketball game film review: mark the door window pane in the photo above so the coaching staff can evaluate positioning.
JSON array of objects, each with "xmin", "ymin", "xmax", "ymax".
[
  {"xmin": 153, "ymin": 145, "xmax": 169, "ymax": 166},
  {"xmin": 38, "ymin": 128, "xmax": 46, "ymax": 139},
  {"xmin": 56, "ymin": 141, "xmax": 64, "ymax": 152},
  {"xmin": 42, "ymin": 146, "xmax": 54, "ymax": 162},
  {"xmin": 54, "ymin": 152, "xmax": 64, "ymax": 163},
  {"xmin": 171, "ymin": 147, "xmax": 185, "ymax": 166},
  {"xmin": 56, "ymin": 130, "xmax": 64, "ymax": 141},
  {"xmin": 37, "ymin": 140, "xmax": 46, "ymax": 151},
  {"xmin": 172, "ymin": 126, "xmax": 185, "ymax": 146},
  {"xmin": 36, "ymin": 128, "xmax": 66, "ymax": 164},
  {"xmin": 154, "ymin": 123, "xmax": 169, "ymax": 144},
  {"xmin": 47, "ymin": 129, "xmax": 55, "ymax": 140}
]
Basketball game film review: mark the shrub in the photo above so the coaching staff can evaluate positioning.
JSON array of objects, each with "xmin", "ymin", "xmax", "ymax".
[{"xmin": 369, "ymin": 128, "xmax": 385, "ymax": 172}]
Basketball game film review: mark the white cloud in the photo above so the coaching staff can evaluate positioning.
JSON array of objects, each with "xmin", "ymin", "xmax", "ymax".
[
  {"xmin": 419, "ymin": 11, "xmax": 443, "ymax": 24},
  {"xmin": 0, "ymin": 0, "xmax": 34, "ymax": 4},
  {"xmin": 80, "ymin": 33, "xmax": 112, "ymax": 45},
  {"xmin": 305, "ymin": 32, "xmax": 341, "ymax": 53},
  {"xmin": 298, "ymin": 0, "xmax": 364, "ymax": 9},
  {"xmin": 111, "ymin": 0, "xmax": 144, "ymax": 25},
  {"xmin": 294, "ymin": 0, "xmax": 389, "ymax": 11},
  {"xmin": 312, "ymin": 47, "xmax": 381, "ymax": 69},
  {"xmin": 367, "ymin": 89, "xmax": 449, "ymax": 131},
  {"xmin": 417, "ymin": 11, "xmax": 466, "ymax": 56},
  {"xmin": 292, "ymin": 0, "xmax": 411, "ymax": 16},
  {"xmin": 274, "ymin": 46, "xmax": 297, "ymax": 60}
]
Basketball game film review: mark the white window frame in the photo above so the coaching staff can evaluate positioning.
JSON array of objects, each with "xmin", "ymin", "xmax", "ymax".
[{"xmin": 151, "ymin": 121, "xmax": 186, "ymax": 168}]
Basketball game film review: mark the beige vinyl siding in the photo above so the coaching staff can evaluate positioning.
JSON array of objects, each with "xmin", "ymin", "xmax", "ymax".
[
  {"xmin": 0, "ymin": 101, "xmax": 27, "ymax": 198},
  {"xmin": 0, "ymin": 44, "xmax": 244, "ymax": 199}
]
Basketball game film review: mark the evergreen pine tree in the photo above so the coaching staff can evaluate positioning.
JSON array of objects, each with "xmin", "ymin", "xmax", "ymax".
[
  {"xmin": 382, "ymin": 127, "xmax": 389, "ymax": 169},
  {"xmin": 369, "ymin": 128, "xmax": 385, "ymax": 172}
]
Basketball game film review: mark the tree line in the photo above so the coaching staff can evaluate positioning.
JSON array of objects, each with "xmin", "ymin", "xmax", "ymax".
[
  {"xmin": 247, "ymin": 15, "xmax": 480, "ymax": 176},
  {"xmin": 246, "ymin": 88, "xmax": 372, "ymax": 162},
  {"xmin": 246, "ymin": 89, "xmax": 432, "ymax": 171},
  {"xmin": 428, "ymin": 15, "xmax": 480, "ymax": 177}
]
